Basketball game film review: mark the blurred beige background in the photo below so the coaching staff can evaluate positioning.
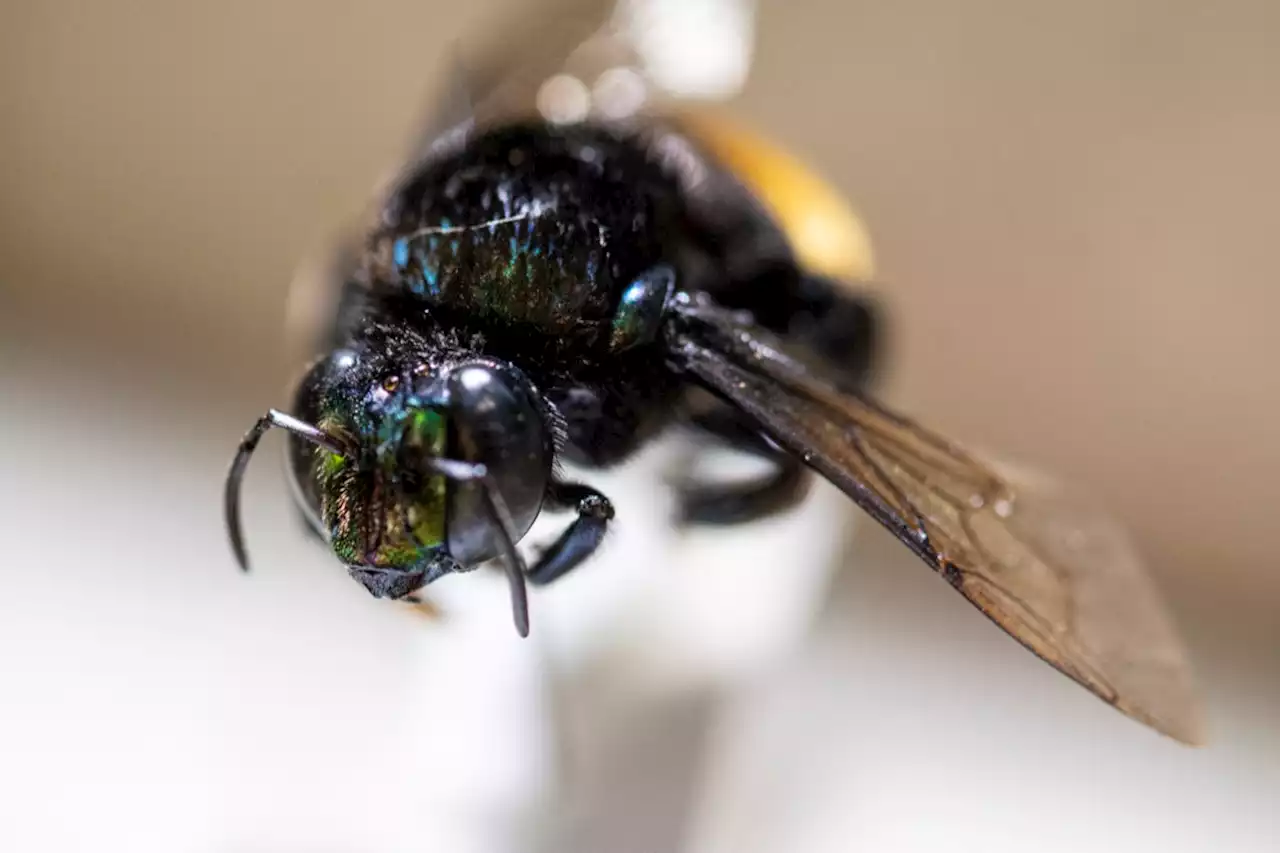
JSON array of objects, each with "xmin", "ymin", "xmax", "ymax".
[{"xmin": 1, "ymin": 1, "xmax": 1278, "ymax": 850}]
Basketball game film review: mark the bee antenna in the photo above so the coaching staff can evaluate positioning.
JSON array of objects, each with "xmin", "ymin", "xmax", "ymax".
[
  {"xmin": 426, "ymin": 457, "xmax": 489, "ymax": 481},
  {"xmin": 225, "ymin": 409, "xmax": 349, "ymax": 573},
  {"xmin": 446, "ymin": 398, "xmax": 530, "ymax": 638},
  {"xmin": 477, "ymin": 477, "xmax": 532, "ymax": 639}
]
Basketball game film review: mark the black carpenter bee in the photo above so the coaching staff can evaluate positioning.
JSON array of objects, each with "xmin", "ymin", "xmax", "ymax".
[{"xmin": 225, "ymin": 0, "xmax": 1202, "ymax": 742}]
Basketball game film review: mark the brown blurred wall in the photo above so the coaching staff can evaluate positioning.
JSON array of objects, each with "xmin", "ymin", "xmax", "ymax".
[{"xmin": 1, "ymin": 0, "xmax": 1277, "ymax": 624}]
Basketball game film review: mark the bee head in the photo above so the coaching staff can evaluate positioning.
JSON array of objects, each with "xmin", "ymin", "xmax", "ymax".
[{"xmin": 225, "ymin": 331, "xmax": 553, "ymax": 635}]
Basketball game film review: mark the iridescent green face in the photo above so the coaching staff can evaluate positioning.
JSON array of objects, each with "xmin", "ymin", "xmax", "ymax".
[
  {"xmin": 317, "ymin": 403, "xmax": 450, "ymax": 572},
  {"xmin": 277, "ymin": 343, "xmax": 552, "ymax": 605}
]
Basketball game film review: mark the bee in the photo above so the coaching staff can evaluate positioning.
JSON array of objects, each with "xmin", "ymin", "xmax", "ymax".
[{"xmin": 225, "ymin": 0, "xmax": 1202, "ymax": 743}]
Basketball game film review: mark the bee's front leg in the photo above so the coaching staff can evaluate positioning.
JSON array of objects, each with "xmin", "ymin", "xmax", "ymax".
[{"xmin": 525, "ymin": 482, "xmax": 615, "ymax": 586}]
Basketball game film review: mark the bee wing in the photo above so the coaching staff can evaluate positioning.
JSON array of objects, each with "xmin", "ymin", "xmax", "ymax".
[
  {"xmin": 387, "ymin": 0, "xmax": 630, "ymax": 187},
  {"xmin": 668, "ymin": 296, "xmax": 1205, "ymax": 745}
]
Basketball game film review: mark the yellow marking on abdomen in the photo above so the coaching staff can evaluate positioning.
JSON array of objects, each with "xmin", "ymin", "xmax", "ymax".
[{"xmin": 676, "ymin": 110, "xmax": 876, "ymax": 282}]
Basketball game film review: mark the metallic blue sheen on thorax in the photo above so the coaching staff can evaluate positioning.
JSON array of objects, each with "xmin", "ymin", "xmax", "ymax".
[{"xmin": 373, "ymin": 123, "xmax": 686, "ymax": 358}]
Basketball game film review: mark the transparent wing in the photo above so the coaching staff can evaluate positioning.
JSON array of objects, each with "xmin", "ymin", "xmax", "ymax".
[
  {"xmin": 669, "ymin": 295, "xmax": 1205, "ymax": 744},
  {"xmin": 401, "ymin": 0, "xmax": 756, "ymax": 151}
]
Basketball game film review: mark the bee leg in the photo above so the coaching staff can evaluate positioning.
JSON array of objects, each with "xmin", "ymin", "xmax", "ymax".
[
  {"xmin": 525, "ymin": 482, "xmax": 615, "ymax": 586},
  {"xmin": 675, "ymin": 406, "xmax": 811, "ymax": 526}
]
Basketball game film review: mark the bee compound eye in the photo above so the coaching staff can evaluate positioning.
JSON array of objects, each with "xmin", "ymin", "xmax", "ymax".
[{"xmin": 443, "ymin": 362, "xmax": 552, "ymax": 565}]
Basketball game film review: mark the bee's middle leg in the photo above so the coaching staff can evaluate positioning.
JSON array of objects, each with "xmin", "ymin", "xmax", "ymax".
[
  {"xmin": 526, "ymin": 482, "xmax": 615, "ymax": 586},
  {"xmin": 673, "ymin": 402, "xmax": 811, "ymax": 527}
]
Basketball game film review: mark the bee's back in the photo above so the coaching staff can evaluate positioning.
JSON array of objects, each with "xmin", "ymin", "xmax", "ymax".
[{"xmin": 357, "ymin": 122, "xmax": 687, "ymax": 365}]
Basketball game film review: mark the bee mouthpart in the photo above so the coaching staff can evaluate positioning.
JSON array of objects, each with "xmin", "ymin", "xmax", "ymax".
[{"xmin": 347, "ymin": 565, "xmax": 423, "ymax": 600}]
